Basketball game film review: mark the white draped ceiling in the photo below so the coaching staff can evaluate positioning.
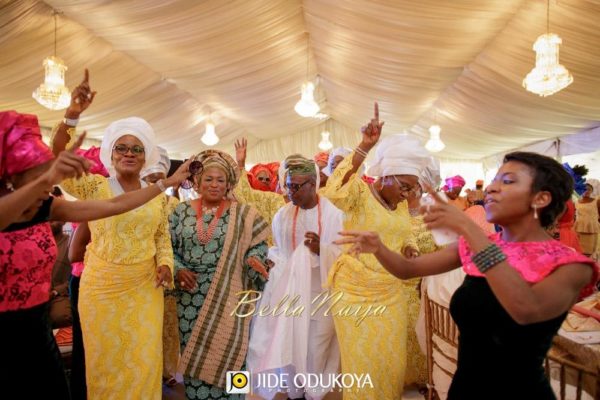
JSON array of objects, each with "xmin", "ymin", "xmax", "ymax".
[{"xmin": 1, "ymin": 0, "xmax": 599, "ymax": 164}]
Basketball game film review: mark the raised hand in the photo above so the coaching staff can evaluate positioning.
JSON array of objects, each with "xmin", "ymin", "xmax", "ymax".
[
  {"xmin": 420, "ymin": 184, "xmax": 474, "ymax": 236},
  {"xmin": 165, "ymin": 158, "xmax": 193, "ymax": 188},
  {"xmin": 234, "ymin": 138, "xmax": 247, "ymax": 170},
  {"xmin": 43, "ymin": 132, "xmax": 91, "ymax": 184},
  {"xmin": 359, "ymin": 102, "xmax": 384, "ymax": 151},
  {"xmin": 65, "ymin": 68, "xmax": 97, "ymax": 119}
]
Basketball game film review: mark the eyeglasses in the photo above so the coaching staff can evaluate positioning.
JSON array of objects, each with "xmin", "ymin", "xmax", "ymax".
[
  {"xmin": 391, "ymin": 176, "xmax": 420, "ymax": 195},
  {"xmin": 286, "ymin": 179, "xmax": 312, "ymax": 193},
  {"xmin": 113, "ymin": 144, "xmax": 145, "ymax": 155}
]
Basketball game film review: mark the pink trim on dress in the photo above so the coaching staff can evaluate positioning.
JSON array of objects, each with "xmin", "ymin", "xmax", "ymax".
[{"xmin": 459, "ymin": 233, "xmax": 598, "ymax": 299}]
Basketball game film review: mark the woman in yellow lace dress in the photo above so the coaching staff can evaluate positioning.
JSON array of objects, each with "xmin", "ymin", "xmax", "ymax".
[
  {"xmin": 53, "ymin": 94, "xmax": 176, "ymax": 398},
  {"xmin": 403, "ymin": 160, "xmax": 442, "ymax": 388},
  {"xmin": 321, "ymin": 103, "xmax": 427, "ymax": 399},
  {"xmin": 575, "ymin": 183, "xmax": 600, "ymax": 256}
]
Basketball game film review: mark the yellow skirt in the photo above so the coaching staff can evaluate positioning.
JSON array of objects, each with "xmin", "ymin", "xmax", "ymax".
[
  {"xmin": 578, "ymin": 232, "xmax": 598, "ymax": 255},
  {"xmin": 402, "ymin": 278, "xmax": 427, "ymax": 386},
  {"xmin": 79, "ymin": 251, "xmax": 164, "ymax": 400},
  {"xmin": 328, "ymin": 254, "xmax": 408, "ymax": 399}
]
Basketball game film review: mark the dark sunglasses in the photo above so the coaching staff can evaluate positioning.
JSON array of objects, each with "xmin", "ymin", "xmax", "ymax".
[
  {"xmin": 258, "ymin": 176, "xmax": 271, "ymax": 183},
  {"xmin": 286, "ymin": 179, "xmax": 312, "ymax": 193},
  {"xmin": 180, "ymin": 160, "xmax": 203, "ymax": 190},
  {"xmin": 113, "ymin": 144, "xmax": 145, "ymax": 155}
]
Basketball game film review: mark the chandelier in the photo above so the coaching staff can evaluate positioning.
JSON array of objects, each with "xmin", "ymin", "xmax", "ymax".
[
  {"xmin": 318, "ymin": 131, "xmax": 333, "ymax": 151},
  {"xmin": 425, "ymin": 124, "xmax": 445, "ymax": 153},
  {"xmin": 295, "ymin": 35, "xmax": 320, "ymax": 117},
  {"xmin": 295, "ymin": 82, "xmax": 320, "ymax": 117},
  {"xmin": 201, "ymin": 115, "xmax": 219, "ymax": 146},
  {"xmin": 522, "ymin": 0, "xmax": 573, "ymax": 97},
  {"xmin": 32, "ymin": 12, "xmax": 71, "ymax": 110}
]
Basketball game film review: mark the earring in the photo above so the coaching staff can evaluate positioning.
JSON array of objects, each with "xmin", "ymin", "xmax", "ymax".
[
  {"xmin": 533, "ymin": 204, "xmax": 538, "ymax": 220},
  {"xmin": 5, "ymin": 181, "xmax": 14, "ymax": 192}
]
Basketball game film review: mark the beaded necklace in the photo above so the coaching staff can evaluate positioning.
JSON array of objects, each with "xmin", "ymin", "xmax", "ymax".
[
  {"xmin": 191, "ymin": 198, "xmax": 227, "ymax": 244},
  {"xmin": 291, "ymin": 196, "xmax": 322, "ymax": 249}
]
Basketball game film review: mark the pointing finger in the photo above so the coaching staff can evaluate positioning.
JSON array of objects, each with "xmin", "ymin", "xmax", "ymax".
[{"xmin": 69, "ymin": 131, "xmax": 87, "ymax": 152}]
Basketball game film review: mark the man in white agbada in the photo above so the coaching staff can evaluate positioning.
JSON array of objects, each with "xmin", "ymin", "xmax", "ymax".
[{"xmin": 247, "ymin": 154, "xmax": 343, "ymax": 400}]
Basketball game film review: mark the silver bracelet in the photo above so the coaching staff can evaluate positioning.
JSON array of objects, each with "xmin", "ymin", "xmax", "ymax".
[
  {"xmin": 355, "ymin": 146, "xmax": 368, "ymax": 158},
  {"xmin": 156, "ymin": 179, "xmax": 167, "ymax": 192},
  {"xmin": 63, "ymin": 117, "xmax": 79, "ymax": 127}
]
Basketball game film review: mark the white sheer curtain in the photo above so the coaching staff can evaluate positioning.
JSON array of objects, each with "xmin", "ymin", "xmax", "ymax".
[{"xmin": 2, "ymin": 0, "xmax": 599, "ymax": 163}]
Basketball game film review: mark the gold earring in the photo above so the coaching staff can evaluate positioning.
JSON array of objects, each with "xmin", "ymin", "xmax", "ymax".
[{"xmin": 533, "ymin": 204, "xmax": 538, "ymax": 219}]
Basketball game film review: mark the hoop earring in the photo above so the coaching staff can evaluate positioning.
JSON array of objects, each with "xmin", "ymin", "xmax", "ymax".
[{"xmin": 533, "ymin": 204, "xmax": 538, "ymax": 220}]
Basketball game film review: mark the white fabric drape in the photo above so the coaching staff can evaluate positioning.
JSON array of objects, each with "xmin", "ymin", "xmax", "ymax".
[{"xmin": 2, "ymin": 0, "xmax": 600, "ymax": 162}]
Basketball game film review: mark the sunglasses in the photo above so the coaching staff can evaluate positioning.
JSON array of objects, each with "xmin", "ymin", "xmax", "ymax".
[
  {"xmin": 113, "ymin": 144, "xmax": 145, "ymax": 155},
  {"xmin": 257, "ymin": 176, "xmax": 271, "ymax": 183},
  {"xmin": 179, "ymin": 160, "xmax": 204, "ymax": 190},
  {"xmin": 286, "ymin": 179, "xmax": 312, "ymax": 193}
]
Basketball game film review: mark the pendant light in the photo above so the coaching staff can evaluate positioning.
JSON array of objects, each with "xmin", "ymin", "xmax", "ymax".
[
  {"xmin": 523, "ymin": 0, "xmax": 573, "ymax": 97},
  {"xmin": 295, "ymin": 34, "xmax": 320, "ymax": 117},
  {"xmin": 32, "ymin": 12, "xmax": 71, "ymax": 110}
]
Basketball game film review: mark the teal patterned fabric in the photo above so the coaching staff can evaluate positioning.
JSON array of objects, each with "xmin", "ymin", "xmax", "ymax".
[{"xmin": 169, "ymin": 202, "xmax": 267, "ymax": 399}]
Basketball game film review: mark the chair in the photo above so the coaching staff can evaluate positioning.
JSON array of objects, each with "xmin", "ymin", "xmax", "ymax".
[
  {"xmin": 545, "ymin": 349, "xmax": 599, "ymax": 400},
  {"xmin": 423, "ymin": 290, "xmax": 460, "ymax": 400}
]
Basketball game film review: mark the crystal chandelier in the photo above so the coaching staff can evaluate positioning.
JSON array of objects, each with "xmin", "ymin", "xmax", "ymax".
[
  {"xmin": 32, "ymin": 13, "xmax": 71, "ymax": 110},
  {"xmin": 318, "ymin": 131, "xmax": 333, "ymax": 151},
  {"xmin": 425, "ymin": 124, "xmax": 445, "ymax": 153},
  {"xmin": 295, "ymin": 34, "xmax": 320, "ymax": 117},
  {"xmin": 295, "ymin": 82, "xmax": 320, "ymax": 117},
  {"xmin": 201, "ymin": 116, "xmax": 219, "ymax": 146},
  {"xmin": 522, "ymin": 0, "xmax": 573, "ymax": 97}
]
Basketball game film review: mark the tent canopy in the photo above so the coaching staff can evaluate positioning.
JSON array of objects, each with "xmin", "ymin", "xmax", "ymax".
[{"xmin": 1, "ymin": 0, "xmax": 599, "ymax": 164}]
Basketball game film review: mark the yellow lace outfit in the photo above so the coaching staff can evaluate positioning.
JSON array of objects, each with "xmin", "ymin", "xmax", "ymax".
[
  {"xmin": 321, "ymin": 152, "xmax": 413, "ymax": 399},
  {"xmin": 61, "ymin": 175, "xmax": 173, "ymax": 400}
]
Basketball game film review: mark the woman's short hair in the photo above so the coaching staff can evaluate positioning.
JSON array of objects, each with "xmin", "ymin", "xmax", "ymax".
[{"xmin": 503, "ymin": 152, "xmax": 573, "ymax": 228}]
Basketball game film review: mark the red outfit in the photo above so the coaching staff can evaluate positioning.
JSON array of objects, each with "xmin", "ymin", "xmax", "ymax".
[
  {"xmin": 557, "ymin": 199, "xmax": 583, "ymax": 253},
  {"xmin": 248, "ymin": 162, "xmax": 279, "ymax": 192}
]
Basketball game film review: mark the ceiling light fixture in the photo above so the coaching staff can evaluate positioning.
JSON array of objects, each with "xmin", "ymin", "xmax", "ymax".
[
  {"xmin": 32, "ymin": 12, "xmax": 71, "ymax": 110},
  {"xmin": 295, "ymin": 34, "xmax": 320, "ymax": 117},
  {"xmin": 523, "ymin": 0, "xmax": 573, "ymax": 97},
  {"xmin": 426, "ymin": 108, "xmax": 445, "ymax": 153},
  {"xmin": 201, "ymin": 114, "xmax": 219, "ymax": 146},
  {"xmin": 318, "ymin": 131, "xmax": 333, "ymax": 151}
]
